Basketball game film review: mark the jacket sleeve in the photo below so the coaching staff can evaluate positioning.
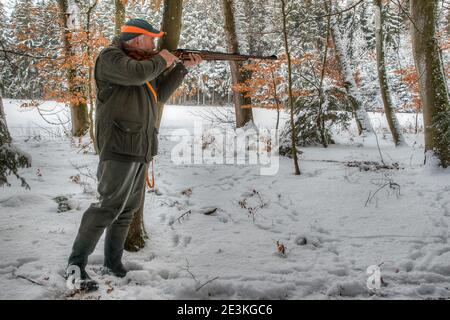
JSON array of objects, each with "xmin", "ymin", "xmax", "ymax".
[
  {"xmin": 155, "ymin": 62, "xmax": 189, "ymax": 104},
  {"xmin": 97, "ymin": 48, "xmax": 168, "ymax": 86}
]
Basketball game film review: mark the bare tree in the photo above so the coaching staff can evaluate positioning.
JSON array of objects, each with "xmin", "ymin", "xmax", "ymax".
[
  {"xmin": 155, "ymin": 0, "xmax": 183, "ymax": 129},
  {"xmin": 222, "ymin": 0, "xmax": 254, "ymax": 128},
  {"xmin": 281, "ymin": 0, "xmax": 300, "ymax": 175},
  {"xmin": 316, "ymin": 1, "xmax": 332, "ymax": 148},
  {"xmin": 115, "ymin": 0, "xmax": 125, "ymax": 37},
  {"xmin": 373, "ymin": 0, "xmax": 406, "ymax": 146},
  {"xmin": 410, "ymin": 0, "xmax": 450, "ymax": 167},
  {"xmin": 126, "ymin": 0, "xmax": 184, "ymax": 252},
  {"xmin": 57, "ymin": 0, "xmax": 89, "ymax": 137},
  {"xmin": 329, "ymin": 4, "xmax": 373, "ymax": 136},
  {"xmin": 85, "ymin": 0, "xmax": 99, "ymax": 153}
]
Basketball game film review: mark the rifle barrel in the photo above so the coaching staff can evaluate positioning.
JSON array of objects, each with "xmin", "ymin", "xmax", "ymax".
[{"xmin": 172, "ymin": 49, "xmax": 277, "ymax": 61}]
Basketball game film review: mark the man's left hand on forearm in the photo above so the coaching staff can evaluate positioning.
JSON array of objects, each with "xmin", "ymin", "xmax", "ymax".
[{"xmin": 183, "ymin": 53, "xmax": 203, "ymax": 67}]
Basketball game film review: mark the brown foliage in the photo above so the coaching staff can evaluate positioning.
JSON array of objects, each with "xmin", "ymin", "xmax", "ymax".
[
  {"xmin": 393, "ymin": 66, "xmax": 421, "ymax": 111},
  {"xmin": 233, "ymin": 54, "xmax": 314, "ymax": 110}
]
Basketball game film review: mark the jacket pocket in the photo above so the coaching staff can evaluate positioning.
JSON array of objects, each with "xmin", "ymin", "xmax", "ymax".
[
  {"xmin": 97, "ymin": 85, "xmax": 114, "ymax": 103},
  {"xmin": 151, "ymin": 127, "xmax": 159, "ymax": 158},
  {"xmin": 110, "ymin": 120, "xmax": 145, "ymax": 157}
]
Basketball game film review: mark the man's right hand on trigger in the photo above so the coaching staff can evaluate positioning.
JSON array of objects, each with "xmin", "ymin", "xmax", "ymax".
[{"xmin": 158, "ymin": 49, "xmax": 179, "ymax": 67}]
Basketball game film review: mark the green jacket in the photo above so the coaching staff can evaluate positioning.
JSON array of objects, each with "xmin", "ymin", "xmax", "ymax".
[{"xmin": 94, "ymin": 37, "xmax": 188, "ymax": 163}]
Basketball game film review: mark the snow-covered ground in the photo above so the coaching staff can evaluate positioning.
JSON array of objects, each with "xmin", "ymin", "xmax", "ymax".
[{"xmin": 1, "ymin": 99, "xmax": 449, "ymax": 300}]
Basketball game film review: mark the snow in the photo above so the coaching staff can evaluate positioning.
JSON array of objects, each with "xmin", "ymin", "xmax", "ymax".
[{"xmin": 1, "ymin": 99, "xmax": 450, "ymax": 300}]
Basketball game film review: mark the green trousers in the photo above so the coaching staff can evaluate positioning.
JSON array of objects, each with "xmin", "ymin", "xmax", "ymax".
[{"xmin": 68, "ymin": 159, "xmax": 146, "ymax": 269}]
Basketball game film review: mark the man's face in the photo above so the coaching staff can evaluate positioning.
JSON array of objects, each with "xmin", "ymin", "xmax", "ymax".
[{"xmin": 133, "ymin": 35, "xmax": 157, "ymax": 52}]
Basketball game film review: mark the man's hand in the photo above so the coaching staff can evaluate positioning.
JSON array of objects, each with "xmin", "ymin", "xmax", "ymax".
[
  {"xmin": 158, "ymin": 49, "xmax": 179, "ymax": 67},
  {"xmin": 182, "ymin": 53, "xmax": 203, "ymax": 68}
]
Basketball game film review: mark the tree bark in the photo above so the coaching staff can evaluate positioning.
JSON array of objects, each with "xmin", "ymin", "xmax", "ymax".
[
  {"xmin": 316, "ymin": 5, "xmax": 332, "ymax": 148},
  {"xmin": 281, "ymin": 0, "xmax": 300, "ymax": 175},
  {"xmin": 330, "ymin": 15, "xmax": 373, "ymax": 136},
  {"xmin": 155, "ymin": 0, "xmax": 183, "ymax": 129},
  {"xmin": 270, "ymin": 69, "xmax": 281, "ymax": 130},
  {"xmin": 126, "ymin": 0, "xmax": 184, "ymax": 252},
  {"xmin": 222, "ymin": 0, "xmax": 253, "ymax": 128},
  {"xmin": 373, "ymin": 0, "xmax": 406, "ymax": 146},
  {"xmin": 114, "ymin": 0, "xmax": 125, "ymax": 37},
  {"xmin": 124, "ymin": 184, "xmax": 148, "ymax": 251},
  {"xmin": 410, "ymin": 0, "xmax": 450, "ymax": 167},
  {"xmin": 57, "ymin": 0, "xmax": 89, "ymax": 137},
  {"xmin": 0, "ymin": 83, "xmax": 11, "ymax": 146},
  {"xmin": 86, "ymin": 1, "xmax": 98, "ymax": 153}
]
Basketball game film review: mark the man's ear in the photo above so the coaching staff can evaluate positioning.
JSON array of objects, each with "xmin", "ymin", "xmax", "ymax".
[{"xmin": 125, "ymin": 37, "xmax": 136, "ymax": 48}]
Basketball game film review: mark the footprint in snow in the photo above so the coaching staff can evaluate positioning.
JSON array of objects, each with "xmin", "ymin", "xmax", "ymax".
[
  {"xmin": 182, "ymin": 236, "xmax": 192, "ymax": 247},
  {"xmin": 172, "ymin": 234, "xmax": 180, "ymax": 247}
]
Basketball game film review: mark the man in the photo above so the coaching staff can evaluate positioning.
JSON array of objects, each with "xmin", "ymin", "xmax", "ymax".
[{"xmin": 65, "ymin": 18, "xmax": 202, "ymax": 291}]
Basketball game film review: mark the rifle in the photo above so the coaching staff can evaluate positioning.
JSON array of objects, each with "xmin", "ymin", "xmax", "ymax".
[
  {"xmin": 123, "ymin": 45, "xmax": 278, "ymax": 62},
  {"xmin": 171, "ymin": 49, "xmax": 278, "ymax": 62}
]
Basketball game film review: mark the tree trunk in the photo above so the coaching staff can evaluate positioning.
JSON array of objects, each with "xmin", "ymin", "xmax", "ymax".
[
  {"xmin": 270, "ymin": 69, "xmax": 281, "ymax": 130},
  {"xmin": 373, "ymin": 0, "xmax": 406, "ymax": 146},
  {"xmin": 410, "ymin": 0, "xmax": 450, "ymax": 167},
  {"xmin": 57, "ymin": 0, "xmax": 89, "ymax": 137},
  {"xmin": 316, "ymin": 6, "xmax": 331, "ymax": 148},
  {"xmin": 0, "ymin": 84, "xmax": 11, "ymax": 146},
  {"xmin": 155, "ymin": 0, "xmax": 183, "ymax": 129},
  {"xmin": 114, "ymin": 0, "xmax": 125, "ymax": 37},
  {"xmin": 222, "ymin": 0, "xmax": 253, "ymax": 128},
  {"xmin": 330, "ymin": 16, "xmax": 373, "ymax": 136},
  {"xmin": 243, "ymin": 0, "xmax": 255, "ymax": 54},
  {"xmin": 447, "ymin": 4, "xmax": 450, "ymax": 35},
  {"xmin": 126, "ymin": 0, "xmax": 184, "ymax": 252},
  {"xmin": 415, "ymin": 109, "xmax": 419, "ymax": 134},
  {"xmin": 124, "ymin": 181, "xmax": 148, "ymax": 251},
  {"xmin": 86, "ymin": 1, "xmax": 98, "ymax": 153},
  {"xmin": 281, "ymin": 0, "xmax": 300, "ymax": 175}
]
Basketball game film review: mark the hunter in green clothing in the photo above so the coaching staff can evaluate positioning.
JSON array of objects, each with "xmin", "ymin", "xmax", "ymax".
[{"xmin": 66, "ymin": 19, "xmax": 202, "ymax": 290}]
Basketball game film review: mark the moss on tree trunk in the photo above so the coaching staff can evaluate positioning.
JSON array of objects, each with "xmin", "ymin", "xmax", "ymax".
[{"xmin": 410, "ymin": 0, "xmax": 450, "ymax": 167}]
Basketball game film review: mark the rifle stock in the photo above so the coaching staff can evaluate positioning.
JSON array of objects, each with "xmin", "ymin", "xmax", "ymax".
[{"xmin": 171, "ymin": 49, "xmax": 277, "ymax": 61}]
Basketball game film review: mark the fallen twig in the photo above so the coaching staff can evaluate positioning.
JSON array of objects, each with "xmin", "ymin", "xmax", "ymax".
[
  {"xmin": 365, "ymin": 178, "xmax": 401, "ymax": 207},
  {"xmin": 12, "ymin": 270, "xmax": 44, "ymax": 286},
  {"xmin": 170, "ymin": 210, "xmax": 192, "ymax": 225},
  {"xmin": 196, "ymin": 277, "xmax": 219, "ymax": 292},
  {"xmin": 183, "ymin": 259, "xmax": 219, "ymax": 292}
]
